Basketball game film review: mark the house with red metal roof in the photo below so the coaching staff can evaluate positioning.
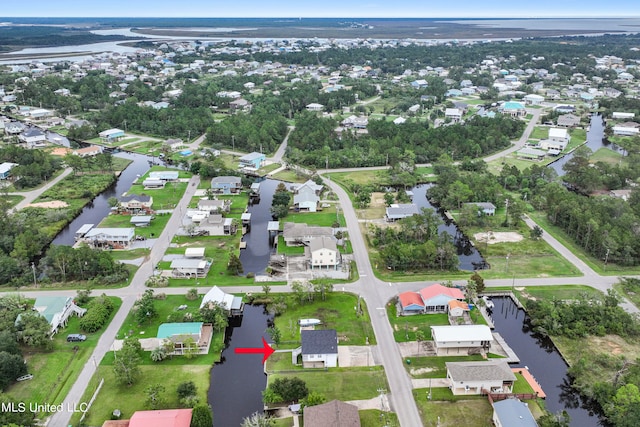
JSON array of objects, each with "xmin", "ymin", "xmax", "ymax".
[
  {"xmin": 397, "ymin": 284, "xmax": 465, "ymax": 315},
  {"xmin": 128, "ymin": 409, "xmax": 192, "ymax": 427}
]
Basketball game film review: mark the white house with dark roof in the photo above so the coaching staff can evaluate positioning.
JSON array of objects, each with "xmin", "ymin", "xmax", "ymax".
[
  {"xmin": 119, "ymin": 194, "xmax": 153, "ymax": 213},
  {"xmin": 295, "ymin": 329, "xmax": 338, "ymax": 368},
  {"xmin": 446, "ymin": 360, "xmax": 516, "ymax": 395},
  {"xmin": 463, "ymin": 202, "xmax": 496, "ymax": 216},
  {"xmin": 19, "ymin": 127, "xmax": 46, "ymax": 145}
]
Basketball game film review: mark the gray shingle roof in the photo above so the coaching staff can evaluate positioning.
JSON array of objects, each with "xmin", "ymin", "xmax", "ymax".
[
  {"xmin": 446, "ymin": 360, "xmax": 516, "ymax": 382},
  {"xmin": 303, "ymin": 400, "xmax": 360, "ymax": 427},
  {"xmin": 301, "ymin": 329, "xmax": 338, "ymax": 355}
]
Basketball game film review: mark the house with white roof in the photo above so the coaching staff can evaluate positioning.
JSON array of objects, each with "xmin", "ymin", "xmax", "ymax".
[
  {"xmin": 493, "ymin": 399, "xmax": 537, "ymax": 427},
  {"xmin": 430, "ymin": 325, "xmax": 494, "ymax": 356},
  {"xmin": 200, "ymin": 286, "xmax": 244, "ymax": 316},
  {"xmin": 83, "ymin": 227, "xmax": 135, "ymax": 249}
]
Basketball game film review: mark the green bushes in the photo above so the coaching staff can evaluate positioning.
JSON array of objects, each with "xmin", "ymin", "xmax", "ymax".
[{"xmin": 79, "ymin": 294, "xmax": 115, "ymax": 333}]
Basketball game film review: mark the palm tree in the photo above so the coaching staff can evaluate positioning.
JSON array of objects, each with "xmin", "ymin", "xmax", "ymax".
[{"xmin": 241, "ymin": 412, "xmax": 273, "ymax": 427}]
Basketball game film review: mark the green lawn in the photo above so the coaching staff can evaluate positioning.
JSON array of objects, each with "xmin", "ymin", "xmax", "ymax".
[
  {"xmin": 413, "ymin": 391, "xmax": 494, "ymax": 426},
  {"xmin": 385, "ymin": 305, "xmax": 484, "ymax": 343},
  {"xmin": 128, "ymin": 181, "xmax": 188, "ymax": 210},
  {"xmin": 273, "ymin": 293, "xmax": 376, "ymax": 346},
  {"xmin": 283, "ymin": 205, "xmax": 345, "ymax": 228},
  {"xmin": 268, "ymin": 366, "xmax": 388, "ymax": 401},
  {"xmin": 529, "ymin": 126, "xmax": 548, "ymax": 140},
  {"xmin": 590, "ymin": 147, "xmax": 625, "ymax": 165},
  {"xmin": 71, "ymin": 364, "xmax": 212, "ymax": 426},
  {"xmin": 1, "ymin": 194, "xmax": 24, "ymax": 207},
  {"xmin": 117, "ymin": 293, "xmax": 205, "ymax": 339},
  {"xmin": 98, "ymin": 212, "xmax": 171, "ymax": 239},
  {"xmin": 8, "ymin": 297, "xmax": 122, "ymax": 418},
  {"xmin": 510, "ymin": 285, "xmax": 604, "ymax": 302},
  {"xmin": 277, "ymin": 236, "xmax": 305, "ymax": 255},
  {"xmin": 360, "ymin": 410, "xmax": 399, "ymax": 427},
  {"xmin": 271, "ymin": 169, "xmax": 308, "ymax": 183},
  {"xmin": 404, "ymin": 354, "xmax": 493, "ymax": 378}
]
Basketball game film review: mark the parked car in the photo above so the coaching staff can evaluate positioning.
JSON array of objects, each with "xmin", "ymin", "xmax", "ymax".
[{"xmin": 67, "ymin": 334, "xmax": 87, "ymax": 342}]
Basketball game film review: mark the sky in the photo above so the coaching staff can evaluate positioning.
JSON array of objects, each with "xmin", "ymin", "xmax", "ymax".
[{"xmin": 3, "ymin": 0, "xmax": 640, "ymax": 18}]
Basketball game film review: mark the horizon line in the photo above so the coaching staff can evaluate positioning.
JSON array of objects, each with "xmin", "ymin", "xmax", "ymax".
[{"xmin": 2, "ymin": 16, "xmax": 640, "ymax": 19}]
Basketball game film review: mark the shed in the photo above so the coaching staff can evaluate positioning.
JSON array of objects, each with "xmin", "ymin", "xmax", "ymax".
[
  {"xmin": 184, "ymin": 247, "xmax": 205, "ymax": 258},
  {"xmin": 75, "ymin": 223, "xmax": 95, "ymax": 240},
  {"xmin": 130, "ymin": 215, "xmax": 152, "ymax": 227}
]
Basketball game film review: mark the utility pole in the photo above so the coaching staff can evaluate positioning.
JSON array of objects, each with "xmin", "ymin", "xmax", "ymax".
[
  {"xmin": 232, "ymin": 135, "xmax": 235, "ymax": 151},
  {"xmin": 31, "ymin": 262, "xmax": 37, "ymax": 287}
]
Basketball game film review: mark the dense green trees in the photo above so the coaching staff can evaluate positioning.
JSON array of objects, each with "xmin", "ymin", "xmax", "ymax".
[
  {"xmin": 371, "ymin": 209, "xmax": 458, "ymax": 271},
  {"xmin": 79, "ymin": 294, "xmax": 115, "ymax": 333},
  {"xmin": 206, "ymin": 106, "xmax": 288, "ymax": 154},
  {"xmin": 0, "ymin": 146, "xmax": 62, "ymax": 190},
  {"xmin": 113, "ymin": 337, "xmax": 142, "ymax": 386},
  {"xmin": 287, "ymin": 114, "xmax": 523, "ymax": 168},
  {"xmin": 42, "ymin": 245, "xmax": 128, "ymax": 283}
]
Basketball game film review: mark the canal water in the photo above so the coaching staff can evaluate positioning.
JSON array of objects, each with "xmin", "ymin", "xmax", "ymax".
[
  {"xmin": 549, "ymin": 114, "xmax": 622, "ymax": 176},
  {"xmin": 412, "ymin": 183, "xmax": 486, "ymax": 271},
  {"xmin": 239, "ymin": 178, "xmax": 279, "ymax": 274},
  {"xmin": 491, "ymin": 297, "xmax": 602, "ymax": 426},
  {"xmin": 52, "ymin": 152, "xmax": 152, "ymax": 246},
  {"xmin": 208, "ymin": 305, "xmax": 273, "ymax": 427}
]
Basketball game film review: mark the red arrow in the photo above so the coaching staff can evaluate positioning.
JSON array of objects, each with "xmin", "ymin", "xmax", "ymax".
[{"xmin": 235, "ymin": 337, "xmax": 275, "ymax": 364}]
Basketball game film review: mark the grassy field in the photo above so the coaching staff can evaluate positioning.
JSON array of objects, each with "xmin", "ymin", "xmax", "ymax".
[
  {"xmin": 360, "ymin": 410, "xmax": 400, "ymax": 427},
  {"xmin": 404, "ymin": 354, "xmax": 495, "ymax": 378},
  {"xmin": 117, "ymin": 293, "xmax": 205, "ymax": 339},
  {"xmin": 272, "ymin": 293, "xmax": 376, "ymax": 346},
  {"xmin": 528, "ymin": 212, "xmax": 640, "ymax": 275},
  {"xmin": 1, "ymin": 194, "xmax": 24, "ymax": 207},
  {"xmin": 414, "ymin": 391, "xmax": 493, "ymax": 426},
  {"xmin": 128, "ymin": 181, "xmax": 189, "ymax": 210},
  {"xmin": 277, "ymin": 235, "xmax": 305, "ymax": 255},
  {"xmin": 511, "ymin": 285, "xmax": 604, "ymax": 302},
  {"xmin": 8, "ymin": 297, "xmax": 122, "ymax": 418},
  {"xmin": 282, "ymin": 205, "xmax": 346, "ymax": 228},
  {"xmin": 553, "ymin": 334, "xmax": 640, "ymax": 389},
  {"xmin": 267, "ymin": 366, "xmax": 388, "ymax": 401},
  {"xmin": 613, "ymin": 281, "xmax": 640, "ymax": 309},
  {"xmin": 98, "ymin": 212, "xmax": 171, "ymax": 239},
  {"xmin": 71, "ymin": 364, "xmax": 212, "ymax": 426},
  {"xmin": 271, "ymin": 169, "xmax": 308, "ymax": 183},
  {"xmin": 590, "ymin": 147, "xmax": 625, "ymax": 165}
]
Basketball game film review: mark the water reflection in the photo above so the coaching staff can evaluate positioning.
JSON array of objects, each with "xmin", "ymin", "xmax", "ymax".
[
  {"xmin": 208, "ymin": 305, "xmax": 273, "ymax": 426},
  {"xmin": 491, "ymin": 297, "xmax": 604, "ymax": 426}
]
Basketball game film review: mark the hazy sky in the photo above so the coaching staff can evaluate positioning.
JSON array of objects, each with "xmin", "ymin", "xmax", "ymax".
[{"xmin": 4, "ymin": 0, "xmax": 639, "ymax": 18}]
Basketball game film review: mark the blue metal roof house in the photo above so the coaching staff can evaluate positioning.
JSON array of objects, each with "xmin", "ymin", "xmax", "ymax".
[
  {"xmin": 492, "ymin": 398, "xmax": 537, "ymax": 427},
  {"xmin": 238, "ymin": 152, "xmax": 266, "ymax": 170}
]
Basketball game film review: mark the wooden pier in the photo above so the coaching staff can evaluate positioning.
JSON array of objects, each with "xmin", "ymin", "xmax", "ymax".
[{"xmin": 492, "ymin": 333, "xmax": 520, "ymax": 363}]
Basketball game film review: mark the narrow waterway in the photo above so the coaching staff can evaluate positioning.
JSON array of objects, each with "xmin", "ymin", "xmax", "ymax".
[
  {"xmin": 491, "ymin": 297, "xmax": 603, "ymax": 426},
  {"xmin": 412, "ymin": 184, "xmax": 486, "ymax": 271},
  {"xmin": 549, "ymin": 114, "xmax": 622, "ymax": 176},
  {"xmin": 239, "ymin": 178, "xmax": 279, "ymax": 274},
  {"xmin": 52, "ymin": 152, "xmax": 152, "ymax": 246},
  {"xmin": 208, "ymin": 305, "xmax": 273, "ymax": 426}
]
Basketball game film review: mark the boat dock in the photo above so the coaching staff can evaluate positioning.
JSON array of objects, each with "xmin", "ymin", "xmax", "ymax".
[
  {"xmin": 492, "ymin": 333, "xmax": 520, "ymax": 363},
  {"xmin": 512, "ymin": 367, "xmax": 546, "ymax": 398}
]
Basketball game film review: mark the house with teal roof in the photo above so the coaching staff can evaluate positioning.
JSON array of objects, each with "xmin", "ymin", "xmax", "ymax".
[
  {"xmin": 32, "ymin": 296, "xmax": 86, "ymax": 335},
  {"xmin": 499, "ymin": 101, "xmax": 526, "ymax": 117},
  {"xmin": 157, "ymin": 322, "xmax": 211, "ymax": 355}
]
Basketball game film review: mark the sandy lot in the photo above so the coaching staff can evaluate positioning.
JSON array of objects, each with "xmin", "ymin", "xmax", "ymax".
[
  {"xmin": 25, "ymin": 200, "xmax": 69, "ymax": 208},
  {"xmin": 473, "ymin": 231, "xmax": 523, "ymax": 244}
]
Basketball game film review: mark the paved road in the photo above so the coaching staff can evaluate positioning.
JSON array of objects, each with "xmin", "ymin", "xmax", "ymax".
[
  {"xmin": 9, "ymin": 167, "xmax": 73, "ymax": 212},
  {"xmin": 48, "ymin": 175, "xmax": 201, "ymax": 427},
  {"xmin": 484, "ymin": 108, "xmax": 543, "ymax": 162},
  {"xmin": 321, "ymin": 175, "xmax": 425, "ymax": 427},
  {"xmin": 270, "ymin": 126, "xmax": 294, "ymax": 163}
]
